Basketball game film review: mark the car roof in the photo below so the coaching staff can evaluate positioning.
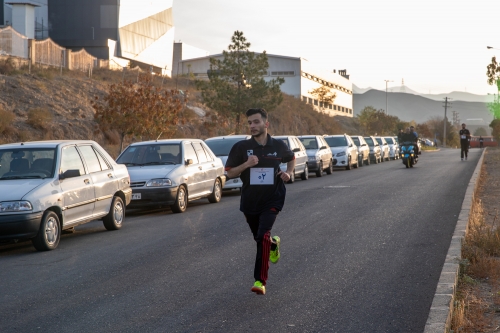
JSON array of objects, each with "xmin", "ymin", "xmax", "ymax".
[
  {"xmin": 127, "ymin": 139, "xmax": 207, "ymax": 146},
  {"xmin": 297, "ymin": 135, "xmax": 320, "ymax": 138},
  {"xmin": 0, "ymin": 140, "xmax": 97, "ymax": 149},
  {"xmin": 205, "ymin": 135, "xmax": 250, "ymax": 141},
  {"xmin": 323, "ymin": 134, "xmax": 346, "ymax": 138},
  {"xmin": 273, "ymin": 135, "xmax": 297, "ymax": 139}
]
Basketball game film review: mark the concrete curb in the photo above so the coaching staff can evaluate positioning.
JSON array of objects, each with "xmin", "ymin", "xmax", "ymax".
[{"xmin": 423, "ymin": 148, "xmax": 486, "ymax": 333}]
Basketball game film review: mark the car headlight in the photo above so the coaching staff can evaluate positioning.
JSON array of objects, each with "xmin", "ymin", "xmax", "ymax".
[
  {"xmin": 336, "ymin": 152, "xmax": 346, "ymax": 157},
  {"xmin": 146, "ymin": 179, "xmax": 172, "ymax": 187},
  {"xmin": 0, "ymin": 201, "xmax": 33, "ymax": 212}
]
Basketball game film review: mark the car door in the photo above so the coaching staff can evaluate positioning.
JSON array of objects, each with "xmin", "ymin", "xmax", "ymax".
[
  {"xmin": 183, "ymin": 142, "xmax": 203, "ymax": 198},
  {"xmin": 293, "ymin": 137, "xmax": 307, "ymax": 174},
  {"xmin": 59, "ymin": 145, "xmax": 95, "ymax": 226},
  {"xmin": 77, "ymin": 144, "xmax": 116, "ymax": 218},
  {"xmin": 192, "ymin": 141, "xmax": 213, "ymax": 195}
]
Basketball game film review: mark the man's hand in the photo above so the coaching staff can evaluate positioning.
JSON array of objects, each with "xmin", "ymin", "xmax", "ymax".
[
  {"xmin": 245, "ymin": 155, "xmax": 259, "ymax": 168},
  {"xmin": 278, "ymin": 170, "xmax": 291, "ymax": 182}
]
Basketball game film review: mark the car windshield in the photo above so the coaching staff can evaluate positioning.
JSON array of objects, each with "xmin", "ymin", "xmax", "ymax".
[
  {"xmin": 299, "ymin": 137, "xmax": 318, "ymax": 149},
  {"xmin": 205, "ymin": 138, "xmax": 244, "ymax": 156},
  {"xmin": 117, "ymin": 144, "xmax": 181, "ymax": 165},
  {"xmin": 324, "ymin": 136, "xmax": 347, "ymax": 147},
  {"xmin": 351, "ymin": 137, "xmax": 360, "ymax": 146},
  {"xmin": 0, "ymin": 148, "xmax": 56, "ymax": 180},
  {"xmin": 394, "ymin": 137, "xmax": 399, "ymax": 143},
  {"xmin": 385, "ymin": 138, "xmax": 394, "ymax": 144},
  {"xmin": 364, "ymin": 137, "xmax": 374, "ymax": 146},
  {"xmin": 375, "ymin": 138, "xmax": 383, "ymax": 145}
]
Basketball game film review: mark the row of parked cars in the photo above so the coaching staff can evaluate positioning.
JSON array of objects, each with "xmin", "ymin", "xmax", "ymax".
[{"xmin": 0, "ymin": 134, "xmax": 404, "ymax": 251}]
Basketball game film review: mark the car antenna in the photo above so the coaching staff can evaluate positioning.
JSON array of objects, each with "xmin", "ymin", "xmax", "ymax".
[{"xmin": 156, "ymin": 132, "xmax": 163, "ymax": 142}]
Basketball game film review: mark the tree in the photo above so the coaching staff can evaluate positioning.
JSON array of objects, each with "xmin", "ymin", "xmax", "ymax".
[
  {"xmin": 93, "ymin": 74, "xmax": 185, "ymax": 153},
  {"xmin": 356, "ymin": 106, "xmax": 405, "ymax": 135},
  {"xmin": 490, "ymin": 119, "xmax": 500, "ymax": 142},
  {"xmin": 309, "ymin": 86, "xmax": 336, "ymax": 114},
  {"xmin": 424, "ymin": 116, "xmax": 459, "ymax": 147},
  {"xmin": 196, "ymin": 31, "xmax": 284, "ymax": 133},
  {"xmin": 486, "ymin": 57, "xmax": 500, "ymax": 119},
  {"xmin": 473, "ymin": 127, "xmax": 487, "ymax": 136}
]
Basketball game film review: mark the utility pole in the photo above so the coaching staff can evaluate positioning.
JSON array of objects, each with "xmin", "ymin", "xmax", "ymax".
[
  {"xmin": 443, "ymin": 97, "xmax": 452, "ymax": 147},
  {"xmin": 384, "ymin": 80, "xmax": 393, "ymax": 115}
]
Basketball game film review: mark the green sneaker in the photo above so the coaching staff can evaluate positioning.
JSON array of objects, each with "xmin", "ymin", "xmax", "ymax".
[
  {"xmin": 251, "ymin": 281, "xmax": 266, "ymax": 295},
  {"xmin": 269, "ymin": 236, "xmax": 280, "ymax": 264}
]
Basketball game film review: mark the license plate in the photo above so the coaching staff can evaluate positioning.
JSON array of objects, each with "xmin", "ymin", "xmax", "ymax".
[{"xmin": 131, "ymin": 193, "xmax": 141, "ymax": 200}]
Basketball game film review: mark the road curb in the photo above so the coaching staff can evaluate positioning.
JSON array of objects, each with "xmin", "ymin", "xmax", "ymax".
[{"xmin": 423, "ymin": 148, "xmax": 486, "ymax": 333}]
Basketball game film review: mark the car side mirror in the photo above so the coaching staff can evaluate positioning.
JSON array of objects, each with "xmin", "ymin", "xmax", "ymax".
[
  {"xmin": 185, "ymin": 159, "xmax": 194, "ymax": 165},
  {"xmin": 60, "ymin": 169, "xmax": 81, "ymax": 180},
  {"xmin": 320, "ymin": 146, "xmax": 327, "ymax": 150},
  {"xmin": 292, "ymin": 147, "xmax": 301, "ymax": 152},
  {"xmin": 362, "ymin": 144, "xmax": 367, "ymax": 146},
  {"xmin": 349, "ymin": 144, "xmax": 353, "ymax": 147}
]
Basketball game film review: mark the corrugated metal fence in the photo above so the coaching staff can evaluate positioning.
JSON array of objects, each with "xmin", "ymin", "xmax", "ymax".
[
  {"xmin": 71, "ymin": 48, "xmax": 96, "ymax": 71},
  {"xmin": 35, "ymin": 38, "xmax": 65, "ymax": 68}
]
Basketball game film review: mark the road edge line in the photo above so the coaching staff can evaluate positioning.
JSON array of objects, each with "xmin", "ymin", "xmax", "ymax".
[{"xmin": 423, "ymin": 148, "xmax": 486, "ymax": 333}]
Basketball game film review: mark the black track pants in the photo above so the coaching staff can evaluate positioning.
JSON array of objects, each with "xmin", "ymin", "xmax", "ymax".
[
  {"xmin": 244, "ymin": 209, "xmax": 279, "ymax": 286},
  {"xmin": 460, "ymin": 140, "xmax": 469, "ymax": 158}
]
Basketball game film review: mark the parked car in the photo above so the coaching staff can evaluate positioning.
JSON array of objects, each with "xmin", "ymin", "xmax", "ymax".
[
  {"xmin": 323, "ymin": 134, "xmax": 359, "ymax": 170},
  {"xmin": 384, "ymin": 136, "xmax": 399, "ymax": 160},
  {"xmin": 364, "ymin": 136, "xmax": 382, "ymax": 164},
  {"xmin": 297, "ymin": 135, "xmax": 333, "ymax": 177},
  {"xmin": 205, "ymin": 135, "xmax": 250, "ymax": 190},
  {"xmin": 273, "ymin": 135, "xmax": 309, "ymax": 182},
  {"xmin": 375, "ymin": 136, "xmax": 390, "ymax": 162},
  {"xmin": 350, "ymin": 135, "xmax": 370, "ymax": 166},
  {"xmin": 116, "ymin": 139, "xmax": 225, "ymax": 213},
  {"xmin": 0, "ymin": 140, "xmax": 132, "ymax": 251}
]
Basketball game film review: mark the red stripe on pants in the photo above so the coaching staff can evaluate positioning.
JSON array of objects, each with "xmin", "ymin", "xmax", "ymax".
[{"xmin": 261, "ymin": 231, "xmax": 271, "ymax": 283}]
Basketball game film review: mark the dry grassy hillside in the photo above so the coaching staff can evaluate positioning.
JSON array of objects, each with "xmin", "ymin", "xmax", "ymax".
[{"xmin": 0, "ymin": 58, "xmax": 356, "ymax": 157}]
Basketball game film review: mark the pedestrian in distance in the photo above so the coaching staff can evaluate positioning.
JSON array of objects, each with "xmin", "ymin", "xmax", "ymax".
[
  {"xmin": 225, "ymin": 108, "xmax": 296, "ymax": 295},
  {"xmin": 459, "ymin": 123, "xmax": 471, "ymax": 160},
  {"xmin": 479, "ymin": 136, "xmax": 484, "ymax": 149}
]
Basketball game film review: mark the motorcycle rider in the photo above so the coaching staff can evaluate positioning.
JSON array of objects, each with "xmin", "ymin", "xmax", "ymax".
[
  {"xmin": 401, "ymin": 127, "xmax": 418, "ymax": 161},
  {"xmin": 409, "ymin": 126, "xmax": 419, "ymax": 157}
]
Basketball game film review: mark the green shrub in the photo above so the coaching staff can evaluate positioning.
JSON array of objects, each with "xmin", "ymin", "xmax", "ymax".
[
  {"xmin": 0, "ymin": 107, "xmax": 15, "ymax": 134},
  {"xmin": 27, "ymin": 108, "xmax": 53, "ymax": 130}
]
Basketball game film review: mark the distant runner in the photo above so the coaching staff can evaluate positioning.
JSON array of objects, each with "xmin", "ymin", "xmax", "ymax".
[
  {"xmin": 225, "ymin": 108, "xmax": 295, "ymax": 295},
  {"xmin": 459, "ymin": 123, "xmax": 471, "ymax": 160}
]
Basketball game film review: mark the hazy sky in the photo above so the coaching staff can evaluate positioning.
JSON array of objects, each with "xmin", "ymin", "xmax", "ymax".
[{"xmin": 173, "ymin": 0, "xmax": 500, "ymax": 95}]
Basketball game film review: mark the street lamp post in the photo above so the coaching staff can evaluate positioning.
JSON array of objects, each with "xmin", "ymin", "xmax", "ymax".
[{"xmin": 384, "ymin": 80, "xmax": 393, "ymax": 115}]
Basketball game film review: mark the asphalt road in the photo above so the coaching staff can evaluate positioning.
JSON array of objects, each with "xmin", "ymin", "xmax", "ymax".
[{"xmin": 0, "ymin": 148, "xmax": 481, "ymax": 333}]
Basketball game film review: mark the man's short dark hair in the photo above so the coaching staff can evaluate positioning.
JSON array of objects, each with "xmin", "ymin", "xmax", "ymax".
[
  {"xmin": 410, "ymin": 126, "xmax": 415, "ymax": 129},
  {"xmin": 246, "ymin": 108, "xmax": 267, "ymax": 120}
]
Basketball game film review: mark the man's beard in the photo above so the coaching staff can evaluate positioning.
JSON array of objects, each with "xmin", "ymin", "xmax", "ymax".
[{"xmin": 251, "ymin": 128, "xmax": 265, "ymax": 137}]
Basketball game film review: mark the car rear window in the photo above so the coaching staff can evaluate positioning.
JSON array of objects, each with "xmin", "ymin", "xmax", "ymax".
[
  {"xmin": 364, "ymin": 137, "xmax": 374, "ymax": 146},
  {"xmin": 0, "ymin": 148, "xmax": 57, "ymax": 180},
  {"xmin": 205, "ymin": 138, "xmax": 244, "ymax": 156},
  {"xmin": 375, "ymin": 138, "xmax": 383, "ymax": 145},
  {"xmin": 351, "ymin": 137, "xmax": 360, "ymax": 146},
  {"xmin": 117, "ymin": 144, "xmax": 181, "ymax": 165},
  {"xmin": 299, "ymin": 137, "xmax": 318, "ymax": 149},
  {"xmin": 324, "ymin": 136, "xmax": 347, "ymax": 147},
  {"xmin": 385, "ymin": 138, "xmax": 394, "ymax": 144}
]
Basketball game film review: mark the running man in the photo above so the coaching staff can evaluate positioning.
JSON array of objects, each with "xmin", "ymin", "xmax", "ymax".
[
  {"xmin": 459, "ymin": 123, "xmax": 471, "ymax": 160},
  {"xmin": 225, "ymin": 108, "xmax": 296, "ymax": 295}
]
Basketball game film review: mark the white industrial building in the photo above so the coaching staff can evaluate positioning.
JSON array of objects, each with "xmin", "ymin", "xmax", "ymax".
[{"xmin": 178, "ymin": 53, "xmax": 353, "ymax": 117}]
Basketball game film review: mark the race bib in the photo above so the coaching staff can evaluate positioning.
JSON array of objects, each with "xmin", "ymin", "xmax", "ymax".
[
  {"xmin": 461, "ymin": 135, "xmax": 466, "ymax": 139},
  {"xmin": 250, "ymin": 168, "xmax": 274, "ymax": 185}
]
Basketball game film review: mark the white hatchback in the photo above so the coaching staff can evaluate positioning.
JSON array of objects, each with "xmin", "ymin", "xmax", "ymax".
[
  {"xmin": 0, "ymin": 141, "xmax": 132, "ymax": 251},
  {"xmin": 324, "ymin": 134, "xmax": 359, "ymax": 170}
]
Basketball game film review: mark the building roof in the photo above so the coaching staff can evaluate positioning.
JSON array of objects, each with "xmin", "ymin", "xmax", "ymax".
[
  {"xmin": 180, "ymin": 52, "xmax": 303, "ymax": 63},
  {"xmin": 5, "ymin": 1, "xmax": 41, "ymax": 6}
]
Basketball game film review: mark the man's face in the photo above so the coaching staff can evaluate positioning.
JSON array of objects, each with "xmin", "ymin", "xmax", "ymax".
[
  {"xmin": 247, "ymin": 113, "xmax": 268, "ymax": 137},
  {"xmin": 462, "ymin": 124, "xmax": 466, "ymax": 129},
  {"xmin": 410, "ymin": 127, "xmax": 415, "ymax": 132}
]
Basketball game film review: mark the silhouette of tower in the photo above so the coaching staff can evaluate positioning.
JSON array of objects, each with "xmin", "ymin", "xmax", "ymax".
[{"xmin": 400, "ymin": 78, "xmax": 406, "ymax": 93}]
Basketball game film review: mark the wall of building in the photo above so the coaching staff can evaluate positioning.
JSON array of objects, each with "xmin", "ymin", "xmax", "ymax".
[{"xmin": 172, "ymin": 42, "xmax": 209, "ymax": 76}]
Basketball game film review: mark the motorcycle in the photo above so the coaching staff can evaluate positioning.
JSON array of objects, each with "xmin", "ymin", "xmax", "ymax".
[{"xmin": 400, "ymin": 142, "xmax": 417, "ymax": 168}]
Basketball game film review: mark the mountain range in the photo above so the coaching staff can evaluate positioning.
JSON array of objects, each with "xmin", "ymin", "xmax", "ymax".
[
  {"xmin": 353, "ymin": 88, "xmax": 493, "ymax": 132},
  {"xmin": 352, "ymin": 84, "xmax": 495, "ymax": 103}
]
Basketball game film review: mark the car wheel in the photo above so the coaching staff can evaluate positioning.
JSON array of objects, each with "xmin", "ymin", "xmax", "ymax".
[
  {"xmin": 358, "ymin": 156, "xmax": 363, "ymax": 167},
  {"xmin": 346, "ymin": 157, "xmax": 352, "ymax": 170},
  {"xmin": 208, "ymin": 178, "xmax": 222, "ymax": 203},
  {"xmin": 326, "ymin": 160, "xmax": 333, "ymax": 175},
  {"xmin": 353, "ymin": 157, "xmax": 359, "ymax": 168},
  {"xmin": 316, "ymin": 161, "xmax": 323, "ymax": 177},
  {"xmin": 32, "ymin": 211, "xmax": 60, "ymax": 251},
  {"xmin": 365, "ymin": 156, "xmax": 370, "ymax": 166},
  {"xmin": 287, "ymin": 169, "xmax": 295, "ymax": 184},
  {"xmin": 171, "ymin": 185, "xmax": 187, "ymax": 213},
  {"xmin": 380, "ymin": 153, "xmax": 384, "ymax": 162},
  {"xmin": 103, "ymin": 196, "xmax": 124, "ymax": 231},
  {"xmin": 301, "ymin": 164, "xmax": 309, "ymax": 180}
]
